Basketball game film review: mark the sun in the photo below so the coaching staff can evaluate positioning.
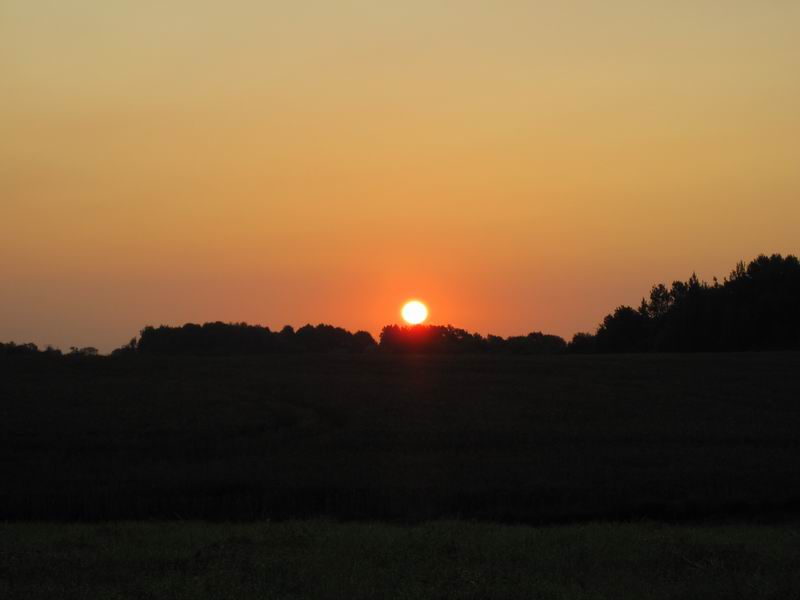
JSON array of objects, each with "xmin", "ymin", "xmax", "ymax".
[{"xmin": 401, "ymin": 300, "xmax": 428, "ymax": 325}]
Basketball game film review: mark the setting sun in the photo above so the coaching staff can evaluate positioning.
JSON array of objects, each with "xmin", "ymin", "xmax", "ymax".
[{"xmin": 401, "ymin": 300, "xmax": 428, "ymax": 325}]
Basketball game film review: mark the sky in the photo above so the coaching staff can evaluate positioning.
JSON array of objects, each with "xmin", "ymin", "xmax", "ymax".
[{"xmin": 2, "ymin": 1, "xmax": 799, "ymax": 352}]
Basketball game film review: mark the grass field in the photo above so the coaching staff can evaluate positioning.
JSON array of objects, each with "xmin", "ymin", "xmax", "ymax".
[
  {"xmin": 2, "ymin": 352, "xmax": 799, "ymax": 522},
  {"xmin": 2, "ymin": 519, "xmax": 799, "ymax": 599}
]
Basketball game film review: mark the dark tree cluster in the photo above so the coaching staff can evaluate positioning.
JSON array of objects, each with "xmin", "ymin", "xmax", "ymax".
[
  {"xmin": 379, "ymin": 325, "xmax": 567, "ymax": 354},
  {"xmin": 573, "ymin": 254, "xmax": 800, "ymax": 352},
  {"xmin": 0, "ymin": 342, "xmax": 97, "ymax": 358},
  {"xmin": 135, "ymin": 322, "xmax": 377, "ymax": 355},
  {"xmin": 0, "ymin": 342, "xmax": 51, "ymax": 356}
]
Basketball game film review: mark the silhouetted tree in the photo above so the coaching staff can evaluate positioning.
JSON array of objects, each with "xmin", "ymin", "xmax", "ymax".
[
  {"xmin": 352, "ymin": 330, "xmax": 378, "ymax": 352},
  {"xmin": 380, "ymin": 325, "xmax": 487, "ymax": 353},
  {"xmin": 69, "ymin": 346, "xmax": 99, "ymax": 356},
  {"xmin": 0, "ymin": 342, "xmax": 41, "ymax": 356},
  {"xmin": 594, "ymin": 306, "xmax": 649, "ymax": 352},
  {"xmin": 577, "ymin": 254, "xmax": 800, "ymax": 353},
  {"xmin": 136, "ymin": 322, "xmax": 376, "ymax": 355},
  {"xmin": 111, "ymin": 338, "xmax": 137, "ymax": 357},
  {"xmin": 379, "ymin": 325, "xmax": 566, "ymax": 354},
  {"xmin": 504, "ymin": 332, "xmax": 567, "ymax": 354},
  {"xmin": 567, "ymin": 332, "xmax": 597, "ymax": 354}
]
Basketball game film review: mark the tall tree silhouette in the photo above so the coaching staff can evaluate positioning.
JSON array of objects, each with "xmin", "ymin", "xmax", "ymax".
[{"xmin": 584, "ymin": 254, "xmax": 800, "ymax": 352}]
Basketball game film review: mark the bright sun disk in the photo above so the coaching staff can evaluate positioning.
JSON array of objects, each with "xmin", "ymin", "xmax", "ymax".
[{"xmin": 401, "ymin": 300, "xmax": 428, "ymax": 325}]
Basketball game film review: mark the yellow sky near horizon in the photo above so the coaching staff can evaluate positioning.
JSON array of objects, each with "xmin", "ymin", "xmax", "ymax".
[{"xmin": 2, "ymin": 1, "xmax": 799, "ymax": 351}]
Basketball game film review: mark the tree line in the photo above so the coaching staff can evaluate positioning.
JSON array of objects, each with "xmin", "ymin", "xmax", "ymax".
[
  {"xmin": 576, "ymin": 253, "xmax": 800, "ymax": 352},
  {"xmin": 2, "ymin": 254, "xmax": 797, "ymax": 357},
  {"xmin": 378, "ymin": 325, "xmax": 567, "ymax": 354}
]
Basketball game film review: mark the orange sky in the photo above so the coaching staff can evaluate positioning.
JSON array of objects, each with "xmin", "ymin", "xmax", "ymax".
[{"xmin": 2, "ymin": 1, "xmax": 799, "ymax": 351}]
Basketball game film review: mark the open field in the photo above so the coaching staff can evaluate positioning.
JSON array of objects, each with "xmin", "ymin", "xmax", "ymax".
[
  {"xmin": 2, "ymin": 519, "xmax": 799, "ymax": 600},
  {"xmin": 2, "ymin": 352, "xmax": 799, "ymax": 522}
]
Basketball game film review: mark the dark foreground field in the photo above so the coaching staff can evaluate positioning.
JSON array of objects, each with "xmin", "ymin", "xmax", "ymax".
[
  {"xmin": 3, "ymin": 520, "xmax": 799, "ymax": 600},
  {"xmin": 2, "ymin": 352, "xmax": 799, "ymax": 522}
]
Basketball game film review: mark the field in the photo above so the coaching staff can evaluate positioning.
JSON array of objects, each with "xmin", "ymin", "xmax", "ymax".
[
  {"xmin": 2, "ymin": 352, "xmax": 799, "ymax": 522},
  {"xmin": 3, "ymin": 519, "xmax": 799, "ymax": 599},
  {"xmin": 3, "ymin": 352, "xmax": 800, "ymax": 597}
]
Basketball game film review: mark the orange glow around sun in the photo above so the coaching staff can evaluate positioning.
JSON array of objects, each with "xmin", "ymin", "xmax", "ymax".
[{"xmin": 401, "ymin": 300, "xmax": 428, "ymax": 325}]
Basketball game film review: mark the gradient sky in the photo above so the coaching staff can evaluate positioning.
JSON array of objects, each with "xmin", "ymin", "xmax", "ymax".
[{"xmin": 2, "ymin": 1, "xmax": 799, "ymax": 351}]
